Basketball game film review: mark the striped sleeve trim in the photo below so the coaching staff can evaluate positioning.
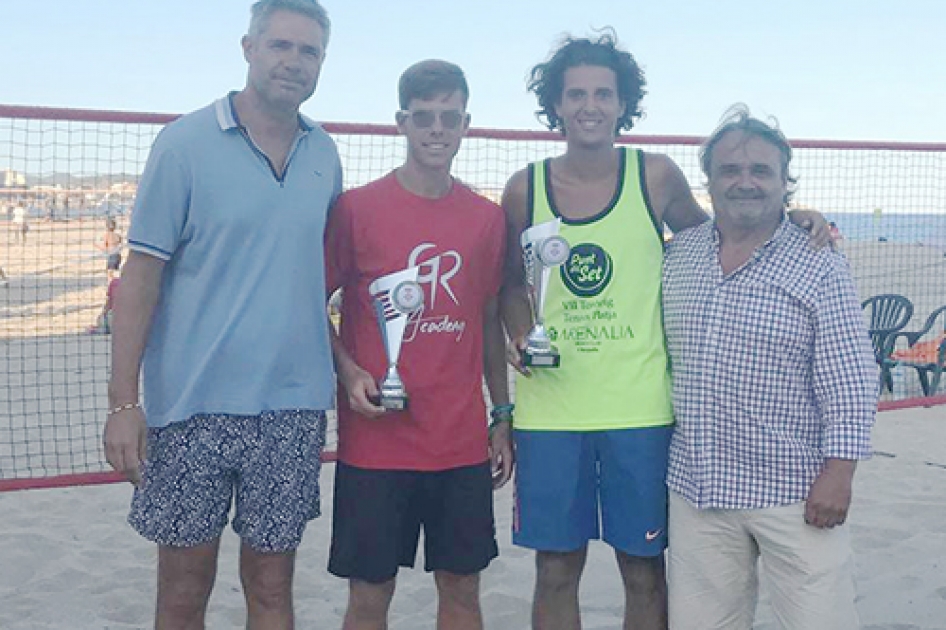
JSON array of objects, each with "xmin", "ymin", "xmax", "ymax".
[{"xmin": 128, "ymin": 240, "xmax": 173, "ymax": 261}]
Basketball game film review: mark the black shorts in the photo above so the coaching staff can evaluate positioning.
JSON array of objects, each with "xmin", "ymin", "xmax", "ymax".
[
  {"xmin": 328, "ymin": 461, "xmax": 498, "ymax": 583},
  {"xmin": 106, "ymin": 252, "xmax": 122, "ymax": 271}
]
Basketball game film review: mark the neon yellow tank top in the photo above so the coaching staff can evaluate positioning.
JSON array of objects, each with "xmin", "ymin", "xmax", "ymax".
[{"xmin": 515, "ymin": 148, "xmax": 674, "ymax": 431}]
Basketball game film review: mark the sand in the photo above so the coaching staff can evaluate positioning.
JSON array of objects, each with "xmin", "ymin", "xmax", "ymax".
[
  {"xmin": 0, "ymin": 405, "xmax": 943, "ymax": 629},
  {"xmin": 2, "ymin": 221, "xmax": 946, "ymax": 628}
]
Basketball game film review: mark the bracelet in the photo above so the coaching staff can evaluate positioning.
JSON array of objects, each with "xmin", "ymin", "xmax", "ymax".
[
  {"xmin": 107, "ymin": 402, "xmax": 141, "ymax": 416},
  {"xmin": 489, "ymin": 404, "xmax": 514, "ymax": 436},
  {"xmin": 490, "ymin": 403, "xmax": 515, "ymax": 421}
]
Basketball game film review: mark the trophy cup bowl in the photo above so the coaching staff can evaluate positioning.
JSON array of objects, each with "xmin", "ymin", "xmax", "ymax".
[
  {"xmin": 521, "ymin": 221, "xmax": 570, "ymax": 368},
  {"xmin": 369, "ymin": 270, "xmax": 424, "ymax": 411}
]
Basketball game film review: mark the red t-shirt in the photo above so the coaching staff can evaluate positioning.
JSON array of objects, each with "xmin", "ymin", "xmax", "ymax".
[{"xmin": 325, "ymin": 172, "xmax": 506, "ymax": 471}]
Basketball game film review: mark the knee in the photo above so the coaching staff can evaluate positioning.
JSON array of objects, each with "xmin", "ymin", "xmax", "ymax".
[
  {"xmin": 617, "ymin": 552, "xmax": 666, "ymax": 595},
  {"xmin": 240, "ymin": 550, "xmax": 295, "ymax": 610},
  {"xmin": 536, "ymin": 550, "xmax": 586, "ymax": 593},
  {"xmin": 434, "ymin": 571, "xmax": 481, "ymax": 611},
  {"xmin": 347, "ymin": 578, "xmax": 396, "ymax": 621}
]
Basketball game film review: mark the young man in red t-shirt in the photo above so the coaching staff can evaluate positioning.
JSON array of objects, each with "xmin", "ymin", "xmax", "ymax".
[{"xmin": 324, "ymin": 59, "xmax": 514, "ymax": 630}]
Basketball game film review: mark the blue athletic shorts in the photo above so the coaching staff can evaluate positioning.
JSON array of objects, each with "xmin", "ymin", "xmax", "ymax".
[
  {"xmin": 129, "ymin": 409, "xmax": 327, "ymax": 553},
  {"xmin": 512, "ymin": 426, "xmax": 672, "ymax": 556}
]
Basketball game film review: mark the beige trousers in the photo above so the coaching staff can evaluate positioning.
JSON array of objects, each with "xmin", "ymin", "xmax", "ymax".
[{"xmin": 667, "ymin": 491, "xmax": 859, "ymax": 630}]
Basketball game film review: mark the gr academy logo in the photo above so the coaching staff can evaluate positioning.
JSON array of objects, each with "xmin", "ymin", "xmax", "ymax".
[{"xmin": 560, "ymin": 242, "xmax": 613, "ymax": 298}]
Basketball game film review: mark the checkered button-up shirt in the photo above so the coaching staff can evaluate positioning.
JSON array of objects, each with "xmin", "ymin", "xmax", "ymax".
[{"xmin": 663, "ymin": 218, "xmax": 878, "ymax": 510}]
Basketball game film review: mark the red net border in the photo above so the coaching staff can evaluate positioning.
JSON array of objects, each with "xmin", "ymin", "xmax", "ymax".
[
  {"xmin": 4, "ymin": 104, "xmax": 946, "ymax": 152},
  {"xmin": 1, "ymin": 103, "xmax": 944, "ymax": 492}
]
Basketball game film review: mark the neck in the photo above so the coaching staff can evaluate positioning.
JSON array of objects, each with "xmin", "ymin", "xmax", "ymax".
[
  {"xmin": 715, "ymin": 213, "xmax": 782, "ymax": 274},
  {"xmin": 716, "ymin": 212, "xmax": 783, "ymax": 249},
  {"xmin": 395, "ymin": 161, "xmax": 453, "ymax": 199},
  {"xmin": 233, "ymin": 89, "xmax": 299, "ymax": 139},
  {"xmin": 561, "ymin": 144, "xmax": 620, "ymax": 180}
]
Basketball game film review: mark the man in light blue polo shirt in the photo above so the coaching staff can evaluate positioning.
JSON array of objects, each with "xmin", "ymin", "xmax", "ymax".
[{"xmin": 102, "ymin": 1, "xmax": 340, "ymax": 627}]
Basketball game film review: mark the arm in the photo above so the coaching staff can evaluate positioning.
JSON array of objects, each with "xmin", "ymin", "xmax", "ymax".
[
  {"xmin": 644, "ymin": 153, "xmax": 709, "ymax": 233},
  {"xmin": 104, "ymin": 251, "xmax": 164, "ymax": 485},
  {"xmin": 498, "ymin": 168, "xmax": 536, "ymax": 376},
  {"xmin": 483, "ymin": 295, "xmax": 514, "ymax": 488},
  {"xmin": 323, "ymin": 195, "xmax": 383, "ymax": 417},
  {"xmin": 329, "ymin": 323, "xmax": 384, "ymax": 417},
  {"xmin": 805, "ymin": 259, "xmax": 878, "ymax": 528}
]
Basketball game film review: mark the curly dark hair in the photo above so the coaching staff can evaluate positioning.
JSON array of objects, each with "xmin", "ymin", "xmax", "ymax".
[{"xmin": 528, "ymin": 30, "xmax": 646, "ymax": 135}]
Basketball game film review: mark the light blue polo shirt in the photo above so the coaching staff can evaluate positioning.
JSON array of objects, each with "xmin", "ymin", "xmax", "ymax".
[{"xmin": 128, "ymin": 95, "xmax": 342, "ymax": 428}]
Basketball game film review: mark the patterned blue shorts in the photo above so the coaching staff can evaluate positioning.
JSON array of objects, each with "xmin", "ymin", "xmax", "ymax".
[{"xmin": 129, "ymin": 410, "xmax": 327, "ymax": 553}]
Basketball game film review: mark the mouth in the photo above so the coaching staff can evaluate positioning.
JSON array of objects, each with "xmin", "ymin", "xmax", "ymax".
[
  {"xmin": 577, "ymin": 119, "xmax": 602, "ymax": 131},
  {"xmin": 424, "ymin": 142, "xmax": 450, "ymax": 151}
]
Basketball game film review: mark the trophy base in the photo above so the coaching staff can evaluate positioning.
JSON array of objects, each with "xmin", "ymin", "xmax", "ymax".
[
  {"xmin": 369, "ymin": 392, "xmax": 409, "ymax": 412},
  {"xmin": 523, "ymin": 348, "xmax": 561, "ymax": 368}
]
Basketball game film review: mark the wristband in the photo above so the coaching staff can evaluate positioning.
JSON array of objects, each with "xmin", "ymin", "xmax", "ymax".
[
  {"xmin": 490, "ymin": 403, "xmax": 515, "ymax": 421},
  {"xmin": 107, "ymin": 402, "xmax": 141, "ymax": 416},
  {"xmin": 489, "ymin": 403, "xmax": 514, "ymax": 435}
]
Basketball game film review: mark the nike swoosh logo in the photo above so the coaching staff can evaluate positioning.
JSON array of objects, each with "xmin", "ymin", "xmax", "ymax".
[
  {"xmin": 645, "ymin": 529, "xmax": 663, "ymax": 542},
  {"xmin": 314, "ymin": 169, "xmax": 323, "ymax": 177}
]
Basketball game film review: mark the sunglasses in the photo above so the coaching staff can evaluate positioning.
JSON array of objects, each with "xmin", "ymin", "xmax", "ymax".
[{"xmin": 400, "ymin": 109, "xmax": 466, "ymax": 130}]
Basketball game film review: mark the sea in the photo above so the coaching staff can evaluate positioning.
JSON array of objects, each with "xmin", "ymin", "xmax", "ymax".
[{"xmin": 823, "ymin": 212, "xmax": 946, "ymax": 247}]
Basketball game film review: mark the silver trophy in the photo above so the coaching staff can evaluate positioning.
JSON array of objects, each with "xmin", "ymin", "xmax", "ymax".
[
  {"xmin": 521, "ymin": 219, "xmax": 570, "ymax": 368},
  {"xmin": 369, "ymin": 267, "xmax": 425, "ymax": 411}
]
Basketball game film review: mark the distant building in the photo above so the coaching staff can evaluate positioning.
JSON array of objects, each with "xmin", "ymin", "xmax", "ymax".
[{"xmin": 2, "ymin": 169, "xmax": 26, "ymax": 188}]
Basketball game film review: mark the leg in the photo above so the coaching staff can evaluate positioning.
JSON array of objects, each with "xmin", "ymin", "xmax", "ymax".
[
  {"xmin": 750, "ymin": 502, "xmax": 859, "ymax": 630},
  {"xmin": 533, "ymin": 548, "xmax": 588, "ymax": 630},
  {"xmin": 342, "ymin": 578, "xmax": 396, "ymax": 630},
  {"xmin": 155, "ymin": 540, "xmax": 221, "ymax": 630},
  {"xmin": 596, "ymin": 427, "xmax": 673, "ymax": 629},
  {"xmin": 240, "ymin": 544, "xmax": 296, "ymax": 629},
  {"xmin": 615, "ymin": 551, "xmax": 666, "ymax": 630},
  {"xmin": 328, "ymin": 463, "xmax": 419, "ymax": 627},
  {"xmin": 421, "ymin": 464, "xmax": 497, "ymax": 630},
  {"xmin": 434, "ymin": 571, "xmax": 483, "ymax": 630},
  {"xmin": 666, "ymin": 492, "xmax": 758, "ymax": 630},
  {"xmin": 233, "ymin": 411, "xmax": 327, "ymax": 625},
  {"xmin": 512, "ymin": 430, "xmax": 598, "ymax": 630},
  {"xmin": 128, "ymin": 420, "xmax": 236, "ymax": 630}
]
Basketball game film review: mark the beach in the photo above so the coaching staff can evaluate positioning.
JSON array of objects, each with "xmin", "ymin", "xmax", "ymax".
[
  {"xmin": 0, "ymin": 404, "xmax": 944, "ymax": 629},
  {"xmin": 2, "ymin": 220, "xmax": 946, "ymax": 627}
]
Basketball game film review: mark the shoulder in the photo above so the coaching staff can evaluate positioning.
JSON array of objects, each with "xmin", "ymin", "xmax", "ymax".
[
  {"xmin": 336, "ymin": 172, "xmax": 395, "ymax": 209},
  {"xmin": 154, "ymin": 102, "xmax": 218, "ymax": 147},
  {"xmin": 665, "ymin": 221, "xmax": 712, "ymax": 257},
  {"xmin": 777, "ymin": 223, "xmax": 851, "ymax": 283},
  {"xmin": 302, "ymin": 121, "xmax": 340, "ymax": 156},
  {"xmin": 502, "ymin": 166, "xmax": 531, "ymax": 204}
]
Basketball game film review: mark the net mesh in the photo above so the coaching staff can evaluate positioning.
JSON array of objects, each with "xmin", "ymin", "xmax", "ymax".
[{"xmin": 2, "ymin": 106, "xmax": 945, "ymax": 489}]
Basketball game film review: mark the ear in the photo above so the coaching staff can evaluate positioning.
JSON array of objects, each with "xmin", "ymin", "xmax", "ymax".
[
  {"xmin": 395, "ymin": 110, "xmax": 409, "ymax": 135},
  {"xmin": 461, "ymin": 112, "xmax": 471, "ymax": 134},
  {"xmin": 241, "ymin": 35, "xmax": 253, "ymax": 63}
]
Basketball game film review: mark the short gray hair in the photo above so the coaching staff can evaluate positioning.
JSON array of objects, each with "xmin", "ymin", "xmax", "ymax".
[
  {"xmin": 248, "ymin": 0, "xmax": 331, "ymax": 46},
  {"xmin": 700, "ymin": 104, "xmax": 798, "ymax": 203}
]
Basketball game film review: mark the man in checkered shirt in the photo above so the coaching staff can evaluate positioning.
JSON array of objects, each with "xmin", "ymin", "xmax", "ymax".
[{"xmin": 662, "ymin": 106, "xmax": 878, "ymax": 630}]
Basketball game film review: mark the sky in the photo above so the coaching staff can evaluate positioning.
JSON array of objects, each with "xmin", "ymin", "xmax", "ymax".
[{"xmin": 2, "ymin": 0, "xmax": 945, "ymax": 143}]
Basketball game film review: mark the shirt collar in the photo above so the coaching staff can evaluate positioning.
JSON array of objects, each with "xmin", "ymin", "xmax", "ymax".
[{"xmin": 213, "ymin": 92, "xmax": 315, "ymax": 133}]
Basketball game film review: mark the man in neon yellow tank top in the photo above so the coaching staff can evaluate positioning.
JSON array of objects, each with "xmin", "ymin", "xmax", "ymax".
[{"xmin": 499, "ymin": 32, "xmax": 829, "ymax": 630}]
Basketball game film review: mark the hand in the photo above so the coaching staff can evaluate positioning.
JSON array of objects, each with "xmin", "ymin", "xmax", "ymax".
[
  {"xmin": 489, "ymin": 421, "xmax": 514, "ymax": 489},
  {"xmin": 339, "ymin": 363, "xmax": 385, "ymax": 418},
  {"xmin": 103, "ymin": 407, "xmax": 147, "ymax": 486},
  {"xmin": 804, "ymin": 459, "xmax": 856, "ymax": 528},
  {"xmin": 506, "ymin": 335, "xmax": 531, "ymax": 377},
  {"xmin": 789, "ymin": 209, "xmax": 833, "ymax": 250}
]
